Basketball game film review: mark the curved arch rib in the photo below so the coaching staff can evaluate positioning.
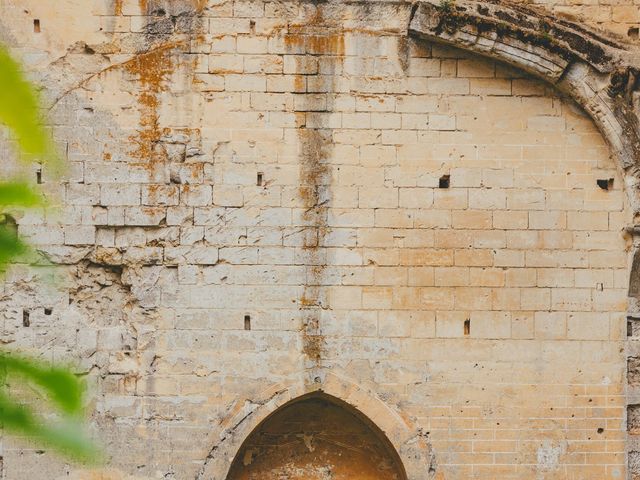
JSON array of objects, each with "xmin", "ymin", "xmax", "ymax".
[
  {"xmin": 225, "ymin": 392, "xmax": 408, "ymax": 480},
  {"xmin": 409, "ymin": 0, "xmax": 640, "ymax": 194},
  {"xmin": 197, "ymin": 373, "xmax": 433, "ymax": 480}
]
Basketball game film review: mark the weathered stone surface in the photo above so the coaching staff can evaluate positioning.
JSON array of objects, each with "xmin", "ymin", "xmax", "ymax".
[
  {"xmin": 409, "ymin": 3, "xmax": 640, "ymax": 476},
  {"xmin": 0, "ymin": 0, "xmax": 637, "ymax": 479},
  {"xmin": 410, "ymin": 0, "xmax": 640, "ymax": 176}
]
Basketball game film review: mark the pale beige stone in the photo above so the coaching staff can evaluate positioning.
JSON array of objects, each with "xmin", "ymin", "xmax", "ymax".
[{"xmin": 0, "ymin": 0, "xmax": 633, "ymax": 478}]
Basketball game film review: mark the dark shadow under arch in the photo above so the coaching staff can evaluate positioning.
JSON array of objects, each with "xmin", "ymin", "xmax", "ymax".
[{"xmin": 225, "ymin": 392, "xmax": 408, "ymax": 480}]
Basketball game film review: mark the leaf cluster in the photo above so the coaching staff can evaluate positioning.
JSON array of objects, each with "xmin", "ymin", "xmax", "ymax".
[{"xmin": 0, "ymin": 45, "xmax": 99, "ymax": 463}]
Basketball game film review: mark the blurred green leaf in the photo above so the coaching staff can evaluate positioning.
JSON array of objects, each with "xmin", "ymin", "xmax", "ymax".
[
  {"xmin": 0, "ymin": 45, "xmax": 98, "ymax": 464},
  {"xmin": 0, "ymin": 46, "xmax": 50, "ymax": 160},
  {"xmin": 0, "ymin": 224, "xmax": 26, "ymax": 267},
  {"xmin": 0, "ymin": 390, "xmax": 97, "ymax": 462},
  {"xmin": 0, "ymin": 182, "xmax": 42, "ymax": 207},
  {"xmin": 0, "ymin": 354, "xmax": 84, "ymax": 415},
  {"xmin": 0, "ymin": 350, "xmax": 100, "ymax": 463}
]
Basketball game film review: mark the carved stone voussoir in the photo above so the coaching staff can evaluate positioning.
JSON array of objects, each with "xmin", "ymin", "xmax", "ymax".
[{"xmin": 409, "ymin": 0, "xmax": 640, "ymax": 175}]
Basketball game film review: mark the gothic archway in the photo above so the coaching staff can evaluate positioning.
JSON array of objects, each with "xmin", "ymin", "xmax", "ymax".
[
  {"xmin": 225, "ymin": 392, "xmax": 407, "ymax": 480},
  {"xmin": 197, "ymin": 373, "xmax": 432, "ymax": 480}
]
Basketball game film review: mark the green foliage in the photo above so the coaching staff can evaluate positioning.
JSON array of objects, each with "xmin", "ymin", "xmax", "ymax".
[
  {"xmin": 0, "ymin": 354, "xmax": 98, "ymax": 461},
  {"xmin": 0, "ymin": 224, "xmax": 27, "ymax": 267},
  {"xmin": 540, "ymin": 29, "xmax": 553, "ymax": 42},
  {"xmin": 0, "ymin": 45, "xmax": 98, "ymax": 463},
  {"xmin": 1, "ymin": 354, "xmax": 84, "ymax": 414},
  {"xmin": 0, "ymin": 46, "xmax": 51, "ymax": 160},
  {"xmin": 0, "ymin": 182, "xmax": 43, "ymax": 207},
  {"xmin": 0, "ymin": 45, "xmax": 48, "ymax": 271}
]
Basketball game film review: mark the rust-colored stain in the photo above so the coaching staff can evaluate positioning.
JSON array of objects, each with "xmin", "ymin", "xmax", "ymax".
[
  {"xmin": 194, "ymin": 0, "xmax": 208, "ymax": 12},
  {"xmin": 284, "ymin": 5, "xmax": 345, "ymax": 376},
  {"xmin": 114, "ymin": 0, "xmax": 123, "ymax": 15},
  {"xmin": 284, "ymin": 31, "xmax": 345, "ymax": 57},
  {"xmin": 123, "ymin": 3, "xmax": 205, "ymax": 170},
  {"xmin": 302, "ymin": 329, "xmax": 323, "ymax": 361},
  {"xmin": 293, "ymin": 74, "xmax": 306, "ymax": 93},
  {"xmin": 136, "ymin": 0, "xmax": 206, "ymax": 14},
  {"xmin": 125, "ymin": 45, "xmax": 176, "ymax": 165},
  {"xmin": 306, "ymin": 35, "xmax": 345, "ymax": 56},
  {"xmin": 227, "ymin": 395, "xmax": 407, "ymax": 480},
  {"xmin": 148, "ymin": 184, "xmax": 161, "ymax": 193}
]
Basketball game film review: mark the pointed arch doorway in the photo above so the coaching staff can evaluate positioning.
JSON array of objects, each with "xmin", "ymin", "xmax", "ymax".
[{"xmin": 225, "ymin": 392, "xmax": 408, "ymax": 480}]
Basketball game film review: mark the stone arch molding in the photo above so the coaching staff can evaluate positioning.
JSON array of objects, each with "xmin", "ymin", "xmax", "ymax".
[
  {"xmin": 409, "ymin": 0, "xmax": 640, "ymax": 214},
  {"xmin": 197, "ymin": 371, "xmax": 433, "ymax": 480}
]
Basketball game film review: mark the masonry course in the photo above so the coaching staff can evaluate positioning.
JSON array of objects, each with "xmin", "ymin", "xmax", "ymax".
[{"xmin": 0, "ymin": 0, "xmax": 639, "ymax": 479}]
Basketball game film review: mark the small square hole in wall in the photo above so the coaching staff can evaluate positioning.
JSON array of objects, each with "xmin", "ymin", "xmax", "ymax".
[
  {"xmin": 256, "ymin": 172, "xmax": 264, "ymax": 186},
  {"xmin": 33, "ymin": 19, "xmax": 40, "ymax": 33},
  {"xmin": 596, "ymin": 178, "xmax": 613, "ymax": 190},
  {"xmin": 244, "ymin": 315, "xmax": 251, "ymax": 330},
  {"xmin": 629, "ymin": 27, "xmax": 639, "ymax": 40},
  {"xmin": 44, "ymin": 307, "xmax": 52, "ymax": 316},
  {"xmin": 439, "ymin": 175, "xmax": 450, "ymax": 189}
]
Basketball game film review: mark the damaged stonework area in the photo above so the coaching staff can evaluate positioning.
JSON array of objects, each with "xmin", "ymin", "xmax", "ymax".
[{"xmin": 0, "ymin": 257, "xmax": 166, "ymax": 369}]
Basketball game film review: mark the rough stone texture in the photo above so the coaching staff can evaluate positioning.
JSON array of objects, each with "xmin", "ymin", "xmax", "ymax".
[
  {"xmin": 630, "ymin": 356, "xmax": 640, "ymax": 386},
  {"xmin": 632, "ymin": 450, "xmax": 640, "ymax": 480},
  {"xmin": 0, "ymin": 0, "xmax": 637, "ymax": 479},
  {"xmin": 511, "ymin": 0, "xmax": 640, "ymax": 39},
  {"xmin": 410, "ymin": 0, "xmax": 640, "ymax": 183},
  {"xmin": 631, "ymin": 404, "xmax": 640, "ymax": 434}
]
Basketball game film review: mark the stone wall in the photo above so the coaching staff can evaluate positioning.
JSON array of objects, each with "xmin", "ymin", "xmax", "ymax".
[
  {"xmin": 519, "ymin": 0, "xmax": 640, "ymax": 38},
  {"xmin": 0, "ymin": 1, "xmax": 636, "ymax": 479}
]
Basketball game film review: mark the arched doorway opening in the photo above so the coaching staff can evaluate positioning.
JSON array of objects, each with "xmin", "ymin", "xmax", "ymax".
[{"xmin": 226, "ymin": 392, "xmax": 408, "ymax": 480}]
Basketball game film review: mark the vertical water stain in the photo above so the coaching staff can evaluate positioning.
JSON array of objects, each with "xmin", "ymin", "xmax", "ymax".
[
  {"xmin": 114, "ymin": 0, "xmax": 123, "ymax": 15},
  {"xmin": 138, "ymin": 0, "xmax": 207, "ymax": 15},
  {"xmin": 125, "ymin": 45, "xmax": 175, "ymax": 166},
  {"xmin": 285, "ymin": 6, "xmax": 345, "ymax": 382},
  {"xmin": 124, "ymin": 1, "xmax": 207, "ymax": 171}
]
